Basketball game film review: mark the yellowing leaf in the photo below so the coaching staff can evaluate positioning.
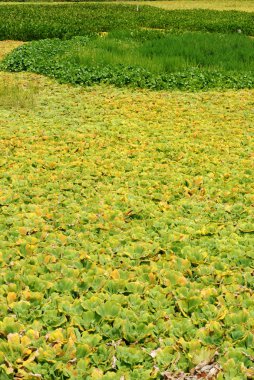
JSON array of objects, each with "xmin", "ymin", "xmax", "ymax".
[
  {"xmin": 91, "ymin": 368, "xmax": 103, "ymax": 379},
  {"xmin": 47, "ymin": 328, "xmax": 65, "ymax": 343},
  {"xmin": 18, "ymin": 227, "xmax": 28, "ymax": 236},
  {"xmin": 26, "ymin": 329, "xmax": 40, "ymax": 340},
  {"xmin": 111, "ymin": 269, "xmax": 120, "ymax": 280},
  {"xmin": 178, "ymin": 276, "xmax": 187, "ymax": 286},
  {"xmin": 7, "ymin": 333, "xmax": 20, "ymax": 345},
  {"xmin": 149, "ymin": 272, "xmax": 156, "ymax": 283},
  {"xmin": 7, "ymin": 292, "xmax": 17, "ymax": 305},
  {"xmin": 21, "ymin": 335, "xmax": 31, "ymax": 347},
  {"xmin": 58, "ymin": 233, "xmax": 67, "ymax": 244},
  {"xmin": 22, "ymin": 289, "xmax": 31, "ymax": 300}
]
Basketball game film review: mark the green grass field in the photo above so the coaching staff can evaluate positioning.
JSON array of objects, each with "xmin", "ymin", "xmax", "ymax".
[{"xmin": 1, "ymin": 2, "xmax": 254, "ymax": 379}]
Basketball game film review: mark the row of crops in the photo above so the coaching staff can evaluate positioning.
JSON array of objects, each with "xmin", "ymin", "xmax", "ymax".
[{"xmin": 1, "ymin": 4, "xmax": 254, "ymax": 40}]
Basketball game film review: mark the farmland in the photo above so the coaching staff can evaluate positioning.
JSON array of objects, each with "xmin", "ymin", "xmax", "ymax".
[
  {"xmin": 1, "ymin": 4, "xmax": 254, "ymax": 41},
  {"xmin": 133, "ymin": 0, "xmax": 254, "ymax": 12},
  {"xmin": 3, "ymin": 31, "xmax": 254, "ymax": 91},
  {"xmin": 1, "ymin": 2, "xmax": 254, "ymax": 380}
]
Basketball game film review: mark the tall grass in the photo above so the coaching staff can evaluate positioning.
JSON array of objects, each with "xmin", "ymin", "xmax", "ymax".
[
  {"xmin": 62, "ymin": 32, "xmax": 254, "ymax": 74},
  {"xmin": 139, "ymin": 32, "xmax": 254, "ymax": 72}
]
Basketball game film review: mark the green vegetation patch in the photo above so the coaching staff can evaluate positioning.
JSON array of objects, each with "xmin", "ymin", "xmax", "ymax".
[
  {"xmin": 2, "ymin": 32, "xmax": 254, "ymax": 91},
  {"xmin": 0, "ymin": 4, "xmax": 254, "ymax": 41},
  {"xmin": 0, "ymin": 73, "xmax": 254, "ymax": 379}
]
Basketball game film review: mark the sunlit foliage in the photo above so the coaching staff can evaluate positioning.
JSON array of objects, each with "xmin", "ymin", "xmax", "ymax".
[{"xmin": 0, "ymin": 72, "xmax": 254, "ymax": 379}]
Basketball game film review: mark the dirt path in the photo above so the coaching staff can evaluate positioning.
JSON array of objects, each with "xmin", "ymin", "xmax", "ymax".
[{"xmin": 0, "ymin": 40, "xmax": 24, "ymax": 61}]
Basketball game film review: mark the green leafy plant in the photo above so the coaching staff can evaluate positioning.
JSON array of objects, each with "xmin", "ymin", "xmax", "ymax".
[{"xmin": 0, "ymin": 70, "xmax": 254, "ymax": 378}]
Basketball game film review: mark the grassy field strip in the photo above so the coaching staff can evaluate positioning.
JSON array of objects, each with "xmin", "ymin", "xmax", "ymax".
[
  {"xmin": 1, "ymin": 71, "xmax": 254, "ymax": 378},
  {"xmin": 128, "ymin": 1, "xmax": 254, "ymax": 12},
  {"xmin": 0, "ymin": 1, "xmax": 254, "ymax": 12}
]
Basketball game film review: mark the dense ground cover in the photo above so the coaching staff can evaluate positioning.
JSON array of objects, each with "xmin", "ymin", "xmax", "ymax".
[
  {"xmin": 1, "ymin": 1, "xmax": 254, "ymax": 378},
  {"xmin": 1, "ymin": 72, "xmax": 254, "ymax": 379},
  {"xmin": 0, "ymin": 4, "xmax": 254, "ymax": 41},
  {"xmin": 2, "ymin": 31, "xmax": 254, "ymax": 90}
]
